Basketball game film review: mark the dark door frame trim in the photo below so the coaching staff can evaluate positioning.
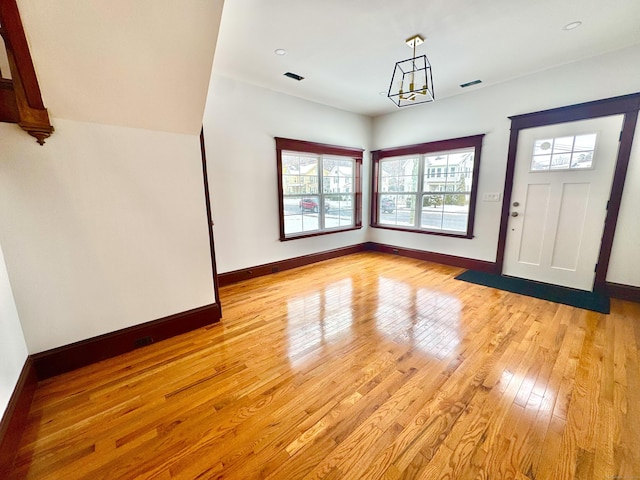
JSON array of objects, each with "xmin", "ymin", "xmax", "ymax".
[
  {"xmin": 200, "ymin": 128, "xmax": 222, "ymax": 313},
  {"xmin": 496, "ymin": 92, "xmax": 640, "ymax": 292}
]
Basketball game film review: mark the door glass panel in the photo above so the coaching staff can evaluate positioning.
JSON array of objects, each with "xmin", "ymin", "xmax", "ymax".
[
  {"xmin": 530, "ymin": 133, "xmax": 597, "ymax": 172},
  {"xmin": 573, "ymin": 134, "xmax": 597, "ymax": 151},
  {"xmin": 533, "ymin": 139, "xmax": 553, "ymax": 155},
  {"xmin": 531, "ymin": 154, "xmax": 551, "ymax": 171},
  {"xmin": 551, "ymin": 153, "xmax": 571, "ymax": 169},
  {"xmin": 553, "ymin": 136, "xmax": 574, "ymax": 154}
]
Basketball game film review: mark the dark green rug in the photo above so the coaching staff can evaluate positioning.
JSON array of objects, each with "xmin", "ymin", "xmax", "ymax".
[{"xmin": 455, "ymin": 270, "xmax": 610, "ymax": 314}]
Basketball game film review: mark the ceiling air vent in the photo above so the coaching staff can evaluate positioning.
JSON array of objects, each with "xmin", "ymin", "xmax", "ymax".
[
  {"xmin": 284, "ymin": 72, "xmax": 304, "ymax": 81},
  {"xmin": 460, "ymin": 79, "xmax": 482, "ymax": 88}
]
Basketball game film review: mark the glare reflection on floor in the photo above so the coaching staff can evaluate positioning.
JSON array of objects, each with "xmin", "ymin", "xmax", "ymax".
[
  {"xmin": 286, "ymin": 278, "xmax": 353, "ymax": 365},
  {"xmin": 375, "ymin": 277, "xmax": 461, "ymax": 359},
  {"xmin": 500, "ymin": 369, "xmax": 553, "ymax": 415}
]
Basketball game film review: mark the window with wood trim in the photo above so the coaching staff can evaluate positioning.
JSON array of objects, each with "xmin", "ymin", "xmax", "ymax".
[
  {"xmin": 371, "ymin": 135, "xmax": 484, "ymax": 238},
  {"xmin": 276, "ymin": 137, "xmax": 363, "ymax": 240}
]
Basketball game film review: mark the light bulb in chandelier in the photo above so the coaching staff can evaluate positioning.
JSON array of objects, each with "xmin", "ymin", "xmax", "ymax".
[{"xmin": 387, "ymin": 34, "xmax": 435, "ymax": 107}]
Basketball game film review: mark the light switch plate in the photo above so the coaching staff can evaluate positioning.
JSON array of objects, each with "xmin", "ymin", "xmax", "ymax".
[{"xmin": 483, "ymin": 192, "xmax": 502, "ymax": 202}]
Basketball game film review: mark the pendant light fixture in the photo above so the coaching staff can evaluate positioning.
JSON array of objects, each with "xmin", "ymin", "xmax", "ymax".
[{"xmin": 387, "ymin": 35, "xmax": 435, "ymax": 107}]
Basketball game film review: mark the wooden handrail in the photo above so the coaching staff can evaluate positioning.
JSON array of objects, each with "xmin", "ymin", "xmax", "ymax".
[{"xmin": 0, "ymin": 0, "xmax": 53, "ymax": 144}]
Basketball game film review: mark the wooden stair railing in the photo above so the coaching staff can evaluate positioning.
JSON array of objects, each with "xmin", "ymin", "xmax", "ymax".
[{"xmin": 0, "ymin": 0, "xmax": 53, "ymax": 145}]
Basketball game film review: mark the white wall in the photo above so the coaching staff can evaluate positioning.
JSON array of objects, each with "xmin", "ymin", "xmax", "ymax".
[
  {"xmin": 202, "ymin": 75, "xmax": 371, "ymax": 273},
  {"xmin": 0, "ymin": 242, "xmax": 28, "ymax": 420},
  {"xmin": 371, "ymin": 45, "xmax": 640, "ymax": 270},
  {"xmin": 0, "ymin": 120, "xmax": 214, "ymax": 353},
  {"xmin": 608, "ymin": 114, "xmax": 640, "ymax": 287}
]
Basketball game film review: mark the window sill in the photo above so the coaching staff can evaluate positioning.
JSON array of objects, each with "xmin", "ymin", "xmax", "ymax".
[
  {"xmin": 280, "ymin": 225, "xmax": 362, "ymax": 241},
  {"xmin": 370, "ymin": 223, "xmax": 473, "ymax": 239}
]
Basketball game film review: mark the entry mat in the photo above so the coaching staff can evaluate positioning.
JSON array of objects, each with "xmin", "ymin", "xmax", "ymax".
[{"xmin": 454, "ymin": 270, "xmax": 610, "ymax": 314}]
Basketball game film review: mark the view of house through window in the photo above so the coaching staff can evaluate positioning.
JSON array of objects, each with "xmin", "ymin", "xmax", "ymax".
[
  {"xmin": 371, "ymin": 135, "xmax": 483, "ymax": 238},
  {"xmin": 531, "ymin": 133, "xmax": 597, "ymax": 171},
  {"xmin": 276, "ymin": 138, "xmax": 362, "ymax": 240}
]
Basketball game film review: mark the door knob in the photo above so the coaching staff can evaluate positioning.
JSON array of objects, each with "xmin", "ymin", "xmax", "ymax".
[{"xmin": 511, "ymin": 212, "xmax": 519, "ymax": 217}]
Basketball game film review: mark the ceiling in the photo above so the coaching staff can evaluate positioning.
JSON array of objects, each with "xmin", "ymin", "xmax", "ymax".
[
  {"xmin": 212, "ymin": 0, "xmax": 640, "ymax": 117},
  {"xmin": 17, "ymin": 0, "xmax": 224, "ymax": 134}
]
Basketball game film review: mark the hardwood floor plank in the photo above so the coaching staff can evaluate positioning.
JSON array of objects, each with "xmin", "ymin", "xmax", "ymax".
[{"xmin": 9, "ymin": 252, "xmax": 640, "ymax": 479}]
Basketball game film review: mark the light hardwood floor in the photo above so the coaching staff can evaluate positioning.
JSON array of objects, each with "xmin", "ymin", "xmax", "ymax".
[{"xmin": 12, "ymin": 252, "xmax": 640, "ymax": 479}]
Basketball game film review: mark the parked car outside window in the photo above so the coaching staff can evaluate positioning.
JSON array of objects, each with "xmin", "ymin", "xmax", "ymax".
[
  {"xmin": 381, "ymin": 197, "xmax": 395, "ymax": 213},
  {"xmin": 300, "ymin": 198, "xmax": 330, "ymax": 213}
]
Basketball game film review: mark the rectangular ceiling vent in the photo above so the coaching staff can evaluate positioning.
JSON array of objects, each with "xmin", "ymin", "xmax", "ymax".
[
  {"xmin": 284, "ymin": 72, "xmax": 304, "ymax": 81},
  {"xmin": 460, "ymin": 79, "xmax": 482, "ymax": 88}
]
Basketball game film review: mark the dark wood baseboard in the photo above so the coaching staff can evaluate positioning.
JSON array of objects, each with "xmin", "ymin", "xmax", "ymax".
[
  {"xmin": 606, "ymin": 282, "xmax": 640, "ymax": 303},
  {"xmin": 31, "ymin": 303, "xmax": 221, "ymax": 381},
  {"xmin": 366, "ymin": 242, "xmax": 498, "ymax": 273},
  {"xmin": 0, "ymin": 358, "xmax": 37, "ymax": 478},
  {"xmin": 218, "ymin": 242, "xmax": 498, "ymax": 287},
  {"xmin": 218, "ymin": 244, "xmax": 369, "ymax": 287}
]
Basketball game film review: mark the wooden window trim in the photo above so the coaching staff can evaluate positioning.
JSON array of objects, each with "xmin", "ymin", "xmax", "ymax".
[
  {"xmin": 276, "ymin": 137, "xmax": 363, "ymax": 241},
  {"xmin": 370, "ymin": 134, "xmax": 484, "ymax": 238}
]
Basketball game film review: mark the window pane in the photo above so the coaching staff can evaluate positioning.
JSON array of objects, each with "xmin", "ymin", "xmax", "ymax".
[
  {"xmin": 379, "ymin": 194, "xmax": 397, "ymax": 214},
  {"xmin": 283, "ymin": 196, "xmax": 303, "ymax": 237},
  {"xmin": 380, "ymin": 157, "xmax": 419, "ymax": 193},
  {"xmin": 282, "ymin": 174, "xmax": 301, "ymax": 194},
  {"xmin": 299, "ymin": 158, "xmax": 318, "ymax": 194},
  {"xmin": 422, "ymin": 149, "xmax": 471, "ymax": 232},
  {"xmin": 422, "ymin": 193, "xmax": 443, "ymax": 208},
  {"xmin": 379, "ymin": 193, "xmax": 416, "ymax": 227},
  {"xmin": 299, "ymin": 178, "xmax": 319, "ymax": 194},
  {"xmin": 550, "ymin": 153, "xmax": 571, "ymax": 169},
  {"xmin": 533, "ymin": 139, "xmax": 553, "ymax": 155},
  {"xmin": 424, "ymin": 151, "xmax": 474, "ymax": 205},
  {"xmin": 283, "ymin": 196, "xmax": 320, "ymax": 235},
  {"xmin": 282, "ymin": 156, "xmax": 301, "ymax": 195},
  {"xmin": 299, "ymin": 195, "xmax": 324, "ymax": 213},
  {"xmin": 398, "ymin": 174, "xmax": 418, "ymax": 192},
  {"xmin": 325, "ymin": 194, "xmax": 354, "ymax": 228},
  {"xmin": 447, "ymin": 152, "xmax": 471, "ymax": 165},
  {"xmin": 283, "ymin": 153, "xmax": 319, "ymax": 195},
  {"xmin": 532, "ymin": 155, "xmax": 551, "ymax": 171},
  {"xmin": 323, "ymin": 158, "xmax": 354, "ymax": 194},
  {"xmin": 552, "ymin": 136, "xmax": 574, "ymax": 154},
  {"xmin": 570, "ymin": 151, "xmax": 593, "ymax": 169},
  {"xmin": 421, "ymin": 195, "xmax": 444, "ymax": 230},
  {"xmin": 283, "ymin": 196, "xmax": 302, "ymax": 216},
  {"xmin": 424, "ymin": 155, "xmax": 444, "ymax": 168},
  {"xmin": 284, "ymin": 214, "xmax": 303, "ymax": 235},
  {"xmin": 424, "ymin": 181, "xmax": 441, "ymax": 193},
  {"xmin": 573, "ymin": 134, "xmax": 597, "ymax": 151},
  {"xmin": 442, "ymin": 194, "xmax": 470, "ymax": 232},
  {"xmin": 421, "ymin": 194, "xmax": 469, "ymax": 232},
  {"xmin": 301, "ymin": 196, "xmax": 322, "ymax": 232}
]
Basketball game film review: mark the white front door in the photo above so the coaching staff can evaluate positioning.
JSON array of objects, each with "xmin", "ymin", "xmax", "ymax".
[{"xmin": 503, "ymin": 115, "xmax": 624, "ymax": 291}]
